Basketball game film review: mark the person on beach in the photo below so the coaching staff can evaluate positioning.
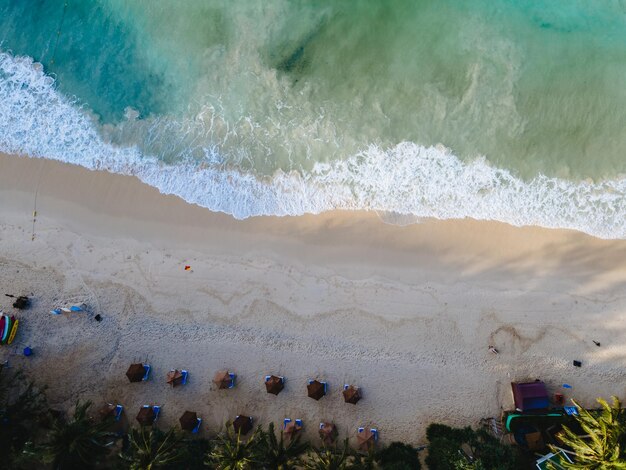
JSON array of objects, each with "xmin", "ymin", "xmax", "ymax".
[{"xmin": 488, "ymin": 345, "xmax": 499, "ymax": 354}]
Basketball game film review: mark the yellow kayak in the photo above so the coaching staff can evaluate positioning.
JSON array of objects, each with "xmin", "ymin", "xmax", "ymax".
[{"xmin": 7, "ymin": 318, "xmax": 18, "ymax": 345}]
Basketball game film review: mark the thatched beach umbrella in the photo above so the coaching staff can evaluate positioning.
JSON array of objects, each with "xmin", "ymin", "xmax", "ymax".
[
  {"xmin": 284, "ymin": 421, "xmax": 302, "ymax": 440},
  {"xmin": 213, "ymin": 370, "xmax": 233, "ymax": 389},
  {"xmin": 343, "ymin": 385, "xmax": 362, "ymax": 405},
  {"xmin": 136, "ymin": 407, "xmax": 156, "ymax": 426},
  {"xmin": 179, "ymin": 411, "xmax": 199, "ymax": 432},
  {"xmin": 307, "ymin": 380, "xmax": 326, "ymax": 400},
  {"xmin": 126, "ymin": 363, "xmax": 146, "ymax": 383},
  {"xmin": 265, "ymin": 375, "xmax": 284, "ymax": 395},
  {"xmin": 232, "ymin": 415, "xmax": 253, "ymax": 435},
  {"xmin": 166, "ymin": 369, "xmax": 184, "ymax": 387},
  {"xmin": 357, "ymin": 429, "xmax": 376, "ymax": 452},
  {"xmin": 319, "ymin": 422, "xmax": 338, "ymax": 446}
]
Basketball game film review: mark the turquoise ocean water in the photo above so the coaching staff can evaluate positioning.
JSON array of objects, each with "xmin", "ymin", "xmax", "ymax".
[{"xmin": 0, "ymin": 0, "xmax": 625, "ymax": 237}]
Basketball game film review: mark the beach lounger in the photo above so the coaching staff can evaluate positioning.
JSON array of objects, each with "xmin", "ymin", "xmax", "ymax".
[
  {"xmin": 142, "ymin": 364, "xmax": 151, "ymax": 381},
  {"xmin": 114, "ymin": 404, "xmax": 123, "ymax": 421},
  {"xmin": 181, "ymin": 370, "xmax": 188, "ymax": 385},
  {"xmin": 228, "ymin": 372, "xmax": 236, "ymax": 388},
  {"xmin": 153, "ymin": 405, "xmax": 161, "ymax": 421},
  {"xmin": 192, "ymin": 417, "xmax": 202, "ymax": 434},
  {"xmin": 564, "ymin": 406, "xmax": 578, "ymax": 416},
  {"xmin": 283, "ymin": 418, "xmax": 302, "ymax": 427}
]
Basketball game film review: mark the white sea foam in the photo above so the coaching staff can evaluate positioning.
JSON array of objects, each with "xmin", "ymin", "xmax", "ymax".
[{"xmin": 1, "ymin": 51, "xmax": 625, "ymax": 239}]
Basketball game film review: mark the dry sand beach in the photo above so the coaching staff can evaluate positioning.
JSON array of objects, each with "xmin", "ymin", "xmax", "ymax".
[{"xmin": 1, "ymin": 152, "xmax": 625, "ymax": 445}]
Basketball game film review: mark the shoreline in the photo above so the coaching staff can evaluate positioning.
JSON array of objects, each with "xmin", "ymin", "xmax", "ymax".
[{"xmin": 1, "ymin": 152, "xmax": 626, "ymax": 443}]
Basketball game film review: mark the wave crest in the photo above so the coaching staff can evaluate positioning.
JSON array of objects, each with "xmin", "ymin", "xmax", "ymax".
[{"xmin": 1, "ymin": 51, "xmax": 624, "ymax": 239}]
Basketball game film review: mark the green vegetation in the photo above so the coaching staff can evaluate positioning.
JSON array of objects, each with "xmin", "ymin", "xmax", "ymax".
[
  {"xmin": 549, "ymin": 397, "xmax": 626, "ymax": 469},
  {"xmin": 10, "ymin": 367, "xmax": 601, "ymax": 470},
  {"xmin": 254, "ymin": 421, "xmax": 309, "ymax": 469},
  {"xmin": 425, "ymin": 423, "xmax": 521, "ymax": 470},
  {"xmin": 37, "ymin": 400, "xmax": 115, "ymax": 469},
  {"xmin": 120, "ymin": 427, "xmax": 185, "ymax": 469}
]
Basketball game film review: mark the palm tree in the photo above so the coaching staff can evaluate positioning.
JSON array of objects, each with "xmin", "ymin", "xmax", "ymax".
[
  {"xmin": 39, "ymin": 400, "xmax": 114, "ymax": 469},
  {"xmin": 205, "ymin": 422, "xmax": 260, "ymax": 470},
  {"xmin": 303, "ymin": 439, "xmax": 351, "ymax": 470},
  {"xmin": 119, "ymin": 426, "xmax": 185, "ymax": 469},
  {"xmin": 349, "ymin": 445, "xmax": 380, "ymax": 470},
  {"xmin": 254, "ymin": 422, "xmax": 309, "ymax": 469},
  {"xmin": 549, "ymin": 396, "xmax": 626, "ymax": 469},
  {"xmin": 0, "ymin": 368, "xmax": 48, "ymax": 468}
]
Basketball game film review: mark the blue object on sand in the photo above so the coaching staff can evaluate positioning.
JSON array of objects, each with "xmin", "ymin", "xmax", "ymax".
[
  {"xmin": 153, "ymin": 405, "xmax": 161, "ymax": 421},
  {"xmin": 23, "ymin": 346, "xmax": 32, "ymax": 356},
  {"xmin": 564, "ymin": 406, "xmax": 579, "ymax": 416},
  {"xmin": 563, "ymin": 384, "xmax": 572, "ymax": 389},
  {"xmin": 181, "ymin": 370, "xmax": 188, "ymax": 385},
  {"xmin": 228, "ymin": 372, "xmax": 236, "ymax": 388},
  {"xmin": 284, "ymin": 418, "xmax": 291, "ymax": 428},
  {"xmin": 142, "ymin": 364, "xmax": 151, "ymax": 381},
  {"xmin": 70, "ymin": 305, "xmax": 83, "ymax": 312},
  {"xmin": 50, "ymin": 309, "xmax": 62, "ymax": 315},
  {"xmin": 114, "ymin": 405, "xmax": 123, "ymax": 421}
]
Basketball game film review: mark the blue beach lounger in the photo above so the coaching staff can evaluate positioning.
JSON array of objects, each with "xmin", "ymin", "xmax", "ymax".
[
  {"xmin": 153, "ymin": 405, "xmax": 161, "ymax": 421},
  {"xmin": 193, "ymin": 417, "xmax": 202, "ymax": 434},
  {"xmin": 228, "ymin": 372, "xmax": 236, "ymax": 388},
  {"xmin": 114, "ymin": 404, "xmax": 123, "ymax": 421},
  {"xmin": 142, "ymin": 365, "xmax": 151, "ymax": 381},
  {"xmin": 284, "ymin": 418, "xmax": 291, "ymax": 428},
  {"xmin": 181, "ymin": 370, "xmax": 189, "ymax": 385}
]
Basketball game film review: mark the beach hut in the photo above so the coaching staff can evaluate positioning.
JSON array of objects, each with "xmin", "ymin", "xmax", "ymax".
[
  {"xmin": 179, "ymin": 411, "xmax": 201, "ymax": 433},
  {"xmin": 233, "ymin": 415, "xmax": 253, "ymax": 435},
  {"xmin": 343, "ymin": 385, "xmax": 362, "ymax": 404},
  {"xmin": 307, "ymin": 380, "xmax": 326, "ymax": 400},
  {"xmin": 319, "ymin": 422, "xmax": 338, "ymax": 445},
  {"xmin": 166, "ymin": 369, "xmax": 188, "ymax": 387},
  {"xmin": 214, "ymin": 370, "xmax": 235, "ymax": 389},
  {"xmin": 126, "ymin": 363, "xmax": 148, "ymax": 383},
  {"xmin": 357, "ymin": 428, "xmax": 378, "ymax": 452},
  {"xmin": 265, "ymin": 375, "xmax": 284, "ymax": 395},
  {"xmin": 511, "ymin": 381, "xmax": 549, "ymax": 412},
  {"xmin": 136, "ymin": 406, "xmax": 157, "ymax": 426}
]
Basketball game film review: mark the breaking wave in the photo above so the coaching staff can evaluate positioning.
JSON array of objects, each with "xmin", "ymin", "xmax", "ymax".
[{"xmin": 1, "ymin": 51, "xmax": 624, "ymax": 239}]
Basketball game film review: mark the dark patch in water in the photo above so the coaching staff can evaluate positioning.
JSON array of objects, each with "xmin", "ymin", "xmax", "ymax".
[{"xmin": 271, "ymin": 18, "xmax": 328, "ymax": 78}]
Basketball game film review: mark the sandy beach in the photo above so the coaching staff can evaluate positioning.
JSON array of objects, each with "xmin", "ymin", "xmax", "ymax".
[{"xmin": 1, "ymin": 151, "xmax": 625, "ymax": 445}]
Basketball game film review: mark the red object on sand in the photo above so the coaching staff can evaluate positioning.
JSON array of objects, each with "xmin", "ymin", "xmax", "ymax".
[{"xmin": 184, "ymin": 266, "xmax": 191, "ymax": 271}]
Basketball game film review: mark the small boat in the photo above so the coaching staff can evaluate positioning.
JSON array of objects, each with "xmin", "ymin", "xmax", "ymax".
[
  {"xmin": 0, "ymin": 315, "xmax": 6, "ymax": 341},
  {"xmin": 1, "ymin": 316, "xmax": 12, "ymax": 344},
  {"xmin": 7, "ymin": 319, "xmax": 19, "ymax": 345}
]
